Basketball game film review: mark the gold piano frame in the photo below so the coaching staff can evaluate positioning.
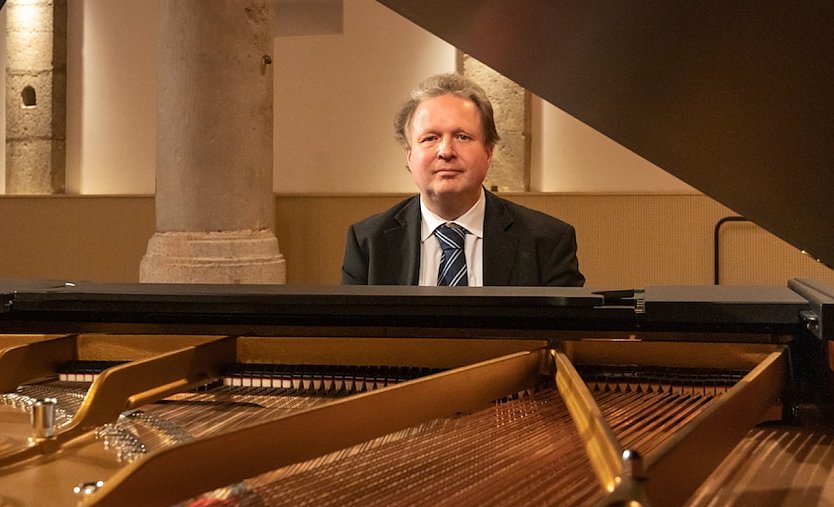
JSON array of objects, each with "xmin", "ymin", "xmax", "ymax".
[{"xmin": 0, "ymin": 333, "xmax": 786, "ymax": 506}]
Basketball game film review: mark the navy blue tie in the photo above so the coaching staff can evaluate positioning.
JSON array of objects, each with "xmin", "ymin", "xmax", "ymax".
[{"xmin": 436, "ymin": 223, "xmax": 468, "ymax": 286}]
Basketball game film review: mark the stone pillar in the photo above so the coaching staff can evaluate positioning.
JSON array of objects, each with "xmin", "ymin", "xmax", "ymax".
[
  {"xmin": 140, "ymin": 0, "xmax": 286, "ymax": 284},
  {"xmin": 5, "ymin": 0, "xmax": 67, "ymax": 194},
  {"xmin": 461, "ymin": 55, "xmax": 530, "ymax": 192}
]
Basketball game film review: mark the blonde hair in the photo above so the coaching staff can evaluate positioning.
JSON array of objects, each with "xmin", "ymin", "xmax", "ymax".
[{"xmin": 394, "ymin": 73, "xmax": 500, "ymax": 148}]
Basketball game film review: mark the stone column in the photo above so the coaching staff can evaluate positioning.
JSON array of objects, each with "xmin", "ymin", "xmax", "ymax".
[
  {"xmin": 461, "ymin": 55, "xmax": 530, "ymax": 192},
  {"xmin": 140, "ymin": 0, "xmax": 286, "ymax": 284},
  {"xmin": 5, "ymin": 0, "xmax": 67, "ymax": 194}
]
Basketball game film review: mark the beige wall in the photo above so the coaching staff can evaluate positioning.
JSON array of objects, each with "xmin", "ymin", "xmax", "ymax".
[
  {"xmin": 65, "ymin": 0, "xmax": 159, "ymax": 194},
  {"xmin": 2, "ymin": 194, "xmax": 832, "ymax": 288},
  {"xmin": 272, "ymin": 0, "xmax": 456, "ymax": 194},
  {"xmin": 0, "ymin": 195, "xmax": 155, "ymax": 282}
]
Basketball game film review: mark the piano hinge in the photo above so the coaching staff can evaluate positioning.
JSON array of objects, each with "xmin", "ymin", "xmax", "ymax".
[
  {"xmin": 634, "ymin": 297, "xmax": 645, "ymax": 315},
  {"xmin": 799, "ymin": 310, "xmax": 821, "ymax": 337},
  {"xmin": 632, "ymin": 288, "xmax": 646, "ymax": 314}
]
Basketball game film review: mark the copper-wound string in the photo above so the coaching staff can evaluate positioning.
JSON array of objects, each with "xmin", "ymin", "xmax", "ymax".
[{"xmin": 213, "ymin": 386, "xmax": 605, "ymax": 507}]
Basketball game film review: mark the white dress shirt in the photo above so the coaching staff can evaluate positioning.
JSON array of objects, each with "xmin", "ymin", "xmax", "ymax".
[{"xmin": 418, "ymin": 189, "xmax": 485, "ymax": 286}]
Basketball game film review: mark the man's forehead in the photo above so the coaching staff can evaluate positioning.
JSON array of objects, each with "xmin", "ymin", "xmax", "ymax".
[{"xmin": 410, "ymin": 95, "xmax": 482, "ymax": 130}]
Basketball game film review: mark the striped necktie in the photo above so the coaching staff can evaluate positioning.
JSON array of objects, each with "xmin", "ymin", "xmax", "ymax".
[{"xmin": 436, "ymin": 223, "xmax": 468, "ymax": 286}]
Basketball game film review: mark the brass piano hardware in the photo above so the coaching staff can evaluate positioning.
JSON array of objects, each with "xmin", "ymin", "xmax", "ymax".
[
  {"xmin": 598, "ymin": 449, "xmax": 650, "ymax": 507},
  {"xmin": 553, "ymin": 350, "xmax": 624, "ymax": 494},
  {"xmin": 0, "ymin": 335, "xmax": 237, "ymax": 468},
  {"xmin": 81, "ymin": 348, "xmax": 549, "ymax": 507},
  {"xmin": 235, "ymin": 336, "xmax": 550, "ymax": 369},
  {"xmin": 560, "ymin": 339, "xmax": 785, "ymax": 372},
  {"xmin": 65, "ymin": 335, "xmax": 236, "ymax": 429},
  {"xmin": 0, "ymin": 334, "xmax": 78, "ymax": 392},
  {"xmin": 641, "ymin": 349, "xmax": 787, "ymax": 506},
  {"xmin": 554, "ymin": 339, "xmax": 788, "ymax": 505}
]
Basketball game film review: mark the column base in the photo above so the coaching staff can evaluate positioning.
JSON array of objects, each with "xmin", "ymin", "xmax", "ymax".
[{"xmin": 139, "ymin": 229, "xmax": 286, "ymax": 284}]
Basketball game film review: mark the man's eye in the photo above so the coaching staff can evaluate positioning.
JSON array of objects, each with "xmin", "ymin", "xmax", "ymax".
[
  {"xmin": 420, "ymin": 135, "xmax": 438, "ymax": 143},
  {"xmin": 456, "ymin": 134, "xmax": 472, "ymax": 141}
]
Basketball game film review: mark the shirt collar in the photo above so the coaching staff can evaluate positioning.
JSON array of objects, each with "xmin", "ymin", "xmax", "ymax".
[{"xmin": 419, "ymin": 188, "xmax": 486, "ymax": 243}]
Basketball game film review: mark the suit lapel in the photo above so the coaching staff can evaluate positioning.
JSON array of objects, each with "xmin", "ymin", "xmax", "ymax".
[
  {"xmin": 483, "ymin": 192, "xmax": 518, "ymax": 286},
  {"xmin": 383, "ymin": 198, "xmax": 421, "ymax": 285}
]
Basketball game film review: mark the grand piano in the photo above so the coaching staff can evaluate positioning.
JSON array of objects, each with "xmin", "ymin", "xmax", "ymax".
[{"xmin": 1, "ymin": 2, "xmax": 834, "ymax": 506}]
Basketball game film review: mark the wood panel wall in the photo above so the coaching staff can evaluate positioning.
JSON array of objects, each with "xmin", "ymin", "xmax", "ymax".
[{"xmin": 1, "ymin": 194, "xmax": 832, "ymax": 288}]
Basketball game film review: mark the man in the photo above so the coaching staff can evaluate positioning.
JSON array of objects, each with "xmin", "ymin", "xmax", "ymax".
[{"xmin": 341, "ymin": 73, "xmax": 584, "ymax": 287}]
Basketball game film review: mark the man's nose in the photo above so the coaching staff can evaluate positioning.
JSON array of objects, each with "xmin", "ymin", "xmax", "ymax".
[{"xmin": 437, "ymin": 135, "xmax": 455, "ymax": 159}]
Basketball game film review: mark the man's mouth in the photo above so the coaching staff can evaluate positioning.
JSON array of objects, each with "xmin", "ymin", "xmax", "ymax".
[{"xmin": 435, "ymin": 167, "xmax": 463, "ymax": 174}]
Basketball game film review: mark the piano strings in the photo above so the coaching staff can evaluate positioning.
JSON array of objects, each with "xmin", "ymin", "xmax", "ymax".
[
  {"xmin": 186, "ymin": 365, "xmax": 748, "ymax": 506},
  {"xmin": 207, "ymin": 386, "xmax": 603, "ymax": 507},
  {"xmin": 0, "ymin": 350, "xmax": 771, "ymax": 505}
]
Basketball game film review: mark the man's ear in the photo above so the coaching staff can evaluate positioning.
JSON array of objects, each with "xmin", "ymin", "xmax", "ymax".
[
  {"xmin": 485, "ymin": 143, "xmax": 494, "ymax": 163},
  {"xmin": 405, "ymin": 148, "xmax": 412, "ymax": 172}
]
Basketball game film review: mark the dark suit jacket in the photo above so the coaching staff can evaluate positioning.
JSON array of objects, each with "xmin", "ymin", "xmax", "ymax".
[{"xmin": 341, "ymin": 191, "xmax": 585, "ymax": 286}]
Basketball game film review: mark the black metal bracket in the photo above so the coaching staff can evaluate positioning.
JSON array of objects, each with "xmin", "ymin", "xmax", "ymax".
[{"xmin": 713, "ymin": 216, "xmax": 750, "ymax": 285}]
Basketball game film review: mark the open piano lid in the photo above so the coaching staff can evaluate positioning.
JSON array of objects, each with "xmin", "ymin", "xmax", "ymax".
[{"xmin": 376, "ymin": 1, "xmax": 834, "ymax": 270}]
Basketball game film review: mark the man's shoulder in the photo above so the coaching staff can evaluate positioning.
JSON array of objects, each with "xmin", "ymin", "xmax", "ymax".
[
  {"xmin": 487, "ymin": 192, "xmax": 574, "ymax": 232},
  {"xmin": 349, "ymin": 195, "xmax": 419, "ymax": 234}
]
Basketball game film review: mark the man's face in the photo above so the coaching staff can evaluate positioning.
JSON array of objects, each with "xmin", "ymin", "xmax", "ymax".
[{"xmin": 406, "ymin": 94, "xmax": 493, "ymax": 216}]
